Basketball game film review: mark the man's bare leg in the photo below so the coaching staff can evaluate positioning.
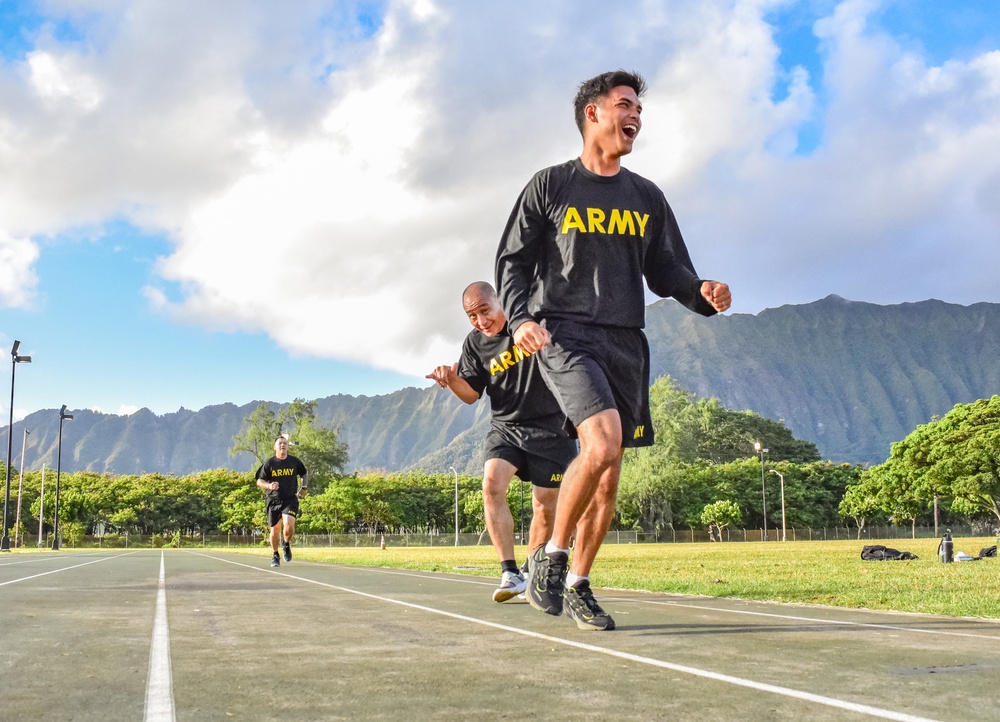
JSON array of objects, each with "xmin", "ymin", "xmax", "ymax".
[
  {"xmin": 567, "ymin": 457, "xmax": 622, "ymax": 577},
  {"xmin": 528, "ymin": 485, "xmax": 559, "ymax": 554},
  {"xmin": 549, "ymin": 409, "xmax": 622, "ymax": 560},
  {"xmin": 281, "ymin": 514, "xmax": 296, "ymax": 562},
  {"xmin": 526, "ymin": 409, "xmax": 620, "ymax": 627},
  {"xmin": 482, "ymin": 458, "xmax": 517, "ymax": 563}
]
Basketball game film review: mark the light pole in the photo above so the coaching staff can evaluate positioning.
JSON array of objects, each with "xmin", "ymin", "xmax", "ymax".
[
  {"xmin": 3, "ymin": 340, "xmax": 32, "ymax": 552},
  {"xmin": 15, "ymin": 428, "xmax": 29, "ymax": 547},
  {"xmin": 753, "ymin": 441, "xmax": 768, "ymax": 541},
  {"xmin": 449, "ymin": 466, "xmax": 458, "ymax": 547},
  {"xmin": 37, "ymin": 466, "xmax": 45, "ymax": 548},
  {"xmin": 52, "ymin": 405, "xmax": 73, "ymax": 551},
  {"xmin": 519, "ymin": 479, "xmax": 525, "ymax": 545},
  {"xmin": 769, "ymin": 469, "xmax": 786, "ymax": 542}
]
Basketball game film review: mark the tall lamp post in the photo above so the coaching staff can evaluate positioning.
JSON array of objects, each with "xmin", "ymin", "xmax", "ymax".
[
  {"xmin": 769, "ymin": 469, "xmax": 786, "ymax": 542},
  {"xmin": 52, "ymin": 405, "xmax": 73, "ymax": 551},
  {"xmin": 37, "ymin": 466, "xmax": 45, "ymax": 548},
  {"xmin": 449, "ymin": 466, "xmax": 459, "ymax": 547},
  {"xmin": 753, "ymin": 441, "xmax": 768, "ymax": 541},
  {"xmin": 15, "ymin": 428, "xmax": 29, "ymax": 547},
  {"xmin": 518, "ymin": 479, "xmax": 525, "ymax": 545},
  {"xmin": 3, "ymin": 340, "xmax": 32, "ymax": 552}
]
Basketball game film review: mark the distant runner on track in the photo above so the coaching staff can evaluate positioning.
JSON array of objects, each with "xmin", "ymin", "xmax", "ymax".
[
  {"xmin": 256, "ymin": 435, "xmax": 309, "ymax": 567},
  {"xmin": 427, "ymin": 281, "xmax": 576, "ymax": 603}
]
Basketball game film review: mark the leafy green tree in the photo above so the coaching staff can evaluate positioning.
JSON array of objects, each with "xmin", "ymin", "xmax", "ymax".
[
  {"xmin": 617, "ymin": 378, "xmax": 836, "ymax": 533},
  {"xmin": 289, "ymin": 415, "xmax": 349, "ymax": 494},
  {"xmin": 229, "ymin": 403, "xmax": 284, "ymax": 466},
  {"xmin": 853, "ymin": 396, "xmax": 1000, "ymax": 529},
  {"xmin": 300, "ymin": 480, "xmax": 361, "ymax": 533},
  {"xmin": 700, "ymin": 500, "xmax": 742, "ymax": 540},
  {"xmin": 839, "ymin": 475, "xmax": 887, "ymax": 538},
  {"xmin": 220, "ymin": 478, "xmax": 265, "ymax": 534},
  {"xmin": 230, "ymin": 399, "xmax": 348, "ymax": 481},
  {"xmin": 648, "ymin": 376, "xmax": 820, "ymax": 465}
]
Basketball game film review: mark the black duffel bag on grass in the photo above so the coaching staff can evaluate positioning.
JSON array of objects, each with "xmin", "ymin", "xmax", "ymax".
[{"xmin": 861, "ymin": 544, "xmax": 919, "ymax": 561}]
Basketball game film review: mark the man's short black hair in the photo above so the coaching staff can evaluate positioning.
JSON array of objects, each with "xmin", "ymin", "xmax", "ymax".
[{"xmin": 573, "ymin": 69, "xmax": 647, "ymax": 136}]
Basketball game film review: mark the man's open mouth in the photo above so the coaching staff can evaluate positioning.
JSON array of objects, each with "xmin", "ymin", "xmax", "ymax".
[{"xmin": 623, "ymin": 124, "xmax": 638, "ymax": 139}]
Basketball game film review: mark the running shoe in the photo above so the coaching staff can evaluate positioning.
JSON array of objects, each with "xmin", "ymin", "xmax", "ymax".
[
  {"xmin": 493, "ymin": 571, "xmax": 528, "ymax": 603},
  {"xmin": 517, "ymin": 558, "xmax": 532, "ymax": 600},
  {"xmin": 270, "ymin": 552, "xmax": 280, "ymax": 568},
  {"xmin": 564, "ymin": 579, "xmax": 615, "ymax": 630},
  {"xmin": 526, "ymin": 547, "xmax": 568, "ymax": 615},
  {"xmin": 283, "ymin": 542, "xmax": 292, "ymax": 563}
]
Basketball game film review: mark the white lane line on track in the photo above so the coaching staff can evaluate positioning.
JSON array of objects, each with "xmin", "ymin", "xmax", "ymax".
[
  {"xmin": 282, "ymin": 559, "xmax": 1000, "ymax": 642},
  {"xmin": 0, "ymin": 554, "xmax": 124, "ymax": 587},
  {"xmin": 299, "ymin": 562, "xmax": 498, "ymax": 587},
  {"xmin": 621, "ymin": 598, "xmax": 1000, "ymax": 642},
  {"xmin": 144, "ymin": 552, "xmax": 176, "ymax": 722},
  {"xmin": 196, "ymin": 553, "xmax": 938, "ymax": 722}
]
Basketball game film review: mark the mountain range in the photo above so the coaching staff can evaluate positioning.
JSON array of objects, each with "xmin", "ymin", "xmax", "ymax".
[{"xmin": 7, "ymin": 296, "xmax": 999, "ymax": 476}]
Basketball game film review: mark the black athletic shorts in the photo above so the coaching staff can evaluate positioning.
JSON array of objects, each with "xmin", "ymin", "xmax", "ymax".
[
  {"xmin": 485, "ymin": 421, "xmax": 576, "ymax": 488},
  {"xmin": 266, "ymin": 496, "xmax": 299, "ymax": 528},
  {"xmin": 538, "ymin": 318, "xmax": 654, "ymax": 448}
]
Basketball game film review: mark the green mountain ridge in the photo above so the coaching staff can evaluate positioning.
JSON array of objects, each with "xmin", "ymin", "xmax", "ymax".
[{"xmin": 8, "ymin": 296, "xmax": 999, "ymax": 474}]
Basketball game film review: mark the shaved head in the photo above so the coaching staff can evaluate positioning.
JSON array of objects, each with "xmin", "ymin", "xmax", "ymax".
[{"xmin": 462, "ymin": 281, "xmax": 497, "ymax": 304}]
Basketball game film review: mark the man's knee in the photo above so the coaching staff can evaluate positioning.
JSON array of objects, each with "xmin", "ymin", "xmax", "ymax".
[
  {"xmin": 533, "ymin": 487, "xmax": 558, "ymax": 511},
  {"xmin": 482, "ymin": 475, "xmax": 509, "ymax": 500},
  {"xmin": 577, "ymin": 410, "xmax": 623, "ymax": 466},
  {"xmin": 578, "ymin": 434, "xmax": 621, "ymax": 468}
]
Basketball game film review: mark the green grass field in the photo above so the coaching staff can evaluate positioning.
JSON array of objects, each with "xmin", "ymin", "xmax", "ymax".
[{"xmin": 261, "ymin": 536, "xmax": 1000, "ymax": 620}]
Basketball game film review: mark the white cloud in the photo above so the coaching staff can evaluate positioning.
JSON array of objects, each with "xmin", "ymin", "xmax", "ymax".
[
  {"xmin": 0, "ymin": 233, "xmax": 40, "ymax": 307},
  {"xmin": 1, "ymin": 0, "xmax": 999, "ymax": 381},
  {"xmin": 27, "ymin": 50, "xmax": 104, "ymax": 110}
]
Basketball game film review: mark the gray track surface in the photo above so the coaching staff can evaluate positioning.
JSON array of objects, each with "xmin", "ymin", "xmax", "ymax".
[{"xmin": 2, "ymin": 550, "xmax": 998, "ymax": 721}]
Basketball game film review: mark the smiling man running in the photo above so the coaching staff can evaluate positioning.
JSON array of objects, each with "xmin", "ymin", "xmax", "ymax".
[{"xmin": 495, "ymin": 70, "xmax": 731, "ymax": 630}]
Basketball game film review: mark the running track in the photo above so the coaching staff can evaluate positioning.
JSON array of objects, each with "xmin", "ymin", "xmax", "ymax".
[{"xmin": 1, "ymin": 550, "xmax": 997, "ymax": 721}]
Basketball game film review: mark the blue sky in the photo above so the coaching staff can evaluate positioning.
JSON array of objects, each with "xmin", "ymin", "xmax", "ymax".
[{"xmin": 2, "ymin": 0, "xmax": 1000, "ymax": 422}]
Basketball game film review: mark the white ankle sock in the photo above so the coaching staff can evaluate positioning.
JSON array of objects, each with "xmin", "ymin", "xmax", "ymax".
[
  {"xmin": 566, "ymin": 573, "xmax": 587, "ymax": 588},
  {"xmin": 544, "ymin": 541, "xmax": 570, "ymax": 555}
]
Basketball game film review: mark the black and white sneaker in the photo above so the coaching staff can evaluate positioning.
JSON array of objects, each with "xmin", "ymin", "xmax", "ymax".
[
  {"xmin": 526, "ymin": 547, "xmax": 568, "ymax": 616},
  {"xmin": 283, "ymin": 542, "xmax": 292, "ymax": 563},
  {"xmin": 517, "ymin": 558, "xmax": 532, "ymax": 600},
  {"xmin": 270, "ymin": 552, "xmax": 280, "ymax": 568},
  {"xmin": 493, "ymin": 571, "xmax": 528, "ymax": 603},
  {"xmin": 564, "ymin": 580, "xmax": 615, "ymax": 630}
]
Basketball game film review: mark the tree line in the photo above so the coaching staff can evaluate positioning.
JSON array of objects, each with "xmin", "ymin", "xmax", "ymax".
[
  {"xmin": 839, "ymin": 395, "xmax": 1000, "ymax": 535},
  {"xmin": 3, "ymin": 383, "xmax": 995, "ymax": 543}
]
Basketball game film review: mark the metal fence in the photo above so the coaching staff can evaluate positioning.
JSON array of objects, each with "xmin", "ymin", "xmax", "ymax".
[{"xmin": 14, "ymin": 524, "xmax": 992, "ymax": 550}]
